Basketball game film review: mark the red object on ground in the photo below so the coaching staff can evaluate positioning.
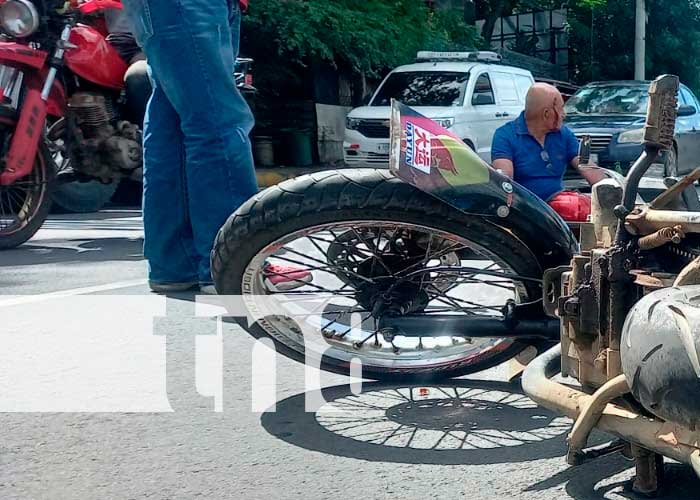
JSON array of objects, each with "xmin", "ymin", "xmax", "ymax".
[
  {"xmin": 240, "ymin": 0, "xmax": 248, "ymax": 10},
  {"xmin": 549, "ymin": 191, "xmax": 592, "ymax": 222},
  {"xmin": 264, "ymin": 263, "xmax": 313, "ymax": 291}
]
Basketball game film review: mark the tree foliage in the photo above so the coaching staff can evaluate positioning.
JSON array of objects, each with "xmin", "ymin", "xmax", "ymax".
[
  {"xmin": 567, "ymin": 0, "xmax": 700, "ymax": 91},
  {"xmin": 242, "ymin": 0, "xmax": 480, "ymax": 75}
]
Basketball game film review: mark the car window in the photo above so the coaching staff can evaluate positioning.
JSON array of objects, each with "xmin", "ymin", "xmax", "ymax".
[
  {"xmin": 371, "ymin": 71, "xmax": 470, "ymax": 107},
  {"xmin": 491, "ymin": 72, "xmax": 519, "ymax": 104},
  {"xmin": 681, "ymin": 88, "xmax": 697, "ymax": 112},
  {"xmin": 471, "ymin": 73, "xmax": 495, "ymax": 105},
  {"xmin": 679, "ymin": 88, "xmax": 690, "ymax": 106},
  {"xmin": 565, "ymin": 85, "xmax": 649, "ymax": 114},
  {"xmin": 513, "ymin": 74, "xmax": 533, "ymax": 103}
]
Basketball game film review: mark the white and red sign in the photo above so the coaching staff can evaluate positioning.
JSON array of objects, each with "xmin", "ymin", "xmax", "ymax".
[{"xmin": 405, "ymin": 122, "xmax": 432, "ymax": 174}]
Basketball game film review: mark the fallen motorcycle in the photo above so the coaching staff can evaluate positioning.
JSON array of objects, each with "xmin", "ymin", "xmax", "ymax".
[
  {"xmin": 213, "ymin": 70, "xmax": 591, "ymax": 380},
  {"xmin": 522, "ymin": 74, "xmax": 700, "ymax": 495},
  {"xmin": 214, "ymin": 73, "xmax": 700, "ymax": 490}
]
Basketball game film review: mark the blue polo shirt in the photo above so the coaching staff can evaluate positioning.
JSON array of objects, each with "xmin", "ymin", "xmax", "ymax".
[{"xmin": 491, "ymin": 112, "xmax": 580, "ymax": 201}]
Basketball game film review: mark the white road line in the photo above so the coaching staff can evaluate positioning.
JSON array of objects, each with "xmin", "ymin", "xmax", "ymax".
[{"xmin": 0, "ymin": 279, "xmax": 148, "ymax": 308}]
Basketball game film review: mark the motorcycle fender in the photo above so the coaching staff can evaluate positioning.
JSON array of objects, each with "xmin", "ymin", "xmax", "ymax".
[
  {"xmin": 0, "ymin": 42, "xmax": 48, "ymax": 70},
  {"xmin": 0, "ymin": 73, "xmax": 64, "ymax": 185},
  {"xmin": 389, "ymin": 100, "xmax": 579, "ymax": 271}
]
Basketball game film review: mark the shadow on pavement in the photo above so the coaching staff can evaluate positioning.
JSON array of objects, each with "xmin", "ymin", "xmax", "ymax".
[
  {"xmin": 524, "ymin": 441, "xmax": 698, "ymax": 499},
  {"xmin": 261, "ymin": 379, "xmax": 572, "ymax": 466},
  {"xmin": 0, "ymin": 237, "xmax": 144, "ymax": 266},
  {"xmin": 263, "ymin": 379, "xmax": 699, "ymax": 496},
  {"xmin": 524, "ymin": 433, "xmax": 698, "ymax": 500}
]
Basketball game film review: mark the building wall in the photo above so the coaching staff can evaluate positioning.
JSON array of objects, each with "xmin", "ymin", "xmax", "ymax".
[{"xmin": 477, "ymin": 9, "xmax": 570, "ymax": 79}]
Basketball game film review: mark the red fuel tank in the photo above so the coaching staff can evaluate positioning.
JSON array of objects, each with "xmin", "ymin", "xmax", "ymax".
[
  {"xmin": 549, "ymin": 191, "xmax": 592, "ymax": 222},
  {"xmin": 65, "ymin": 24, "xmax": 128, "ymax": 91}
]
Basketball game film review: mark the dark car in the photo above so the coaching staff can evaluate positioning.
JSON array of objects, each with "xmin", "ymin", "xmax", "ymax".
[{"xmin": 564, "ymin": 81, "xmax": 700, "ymax": 182}]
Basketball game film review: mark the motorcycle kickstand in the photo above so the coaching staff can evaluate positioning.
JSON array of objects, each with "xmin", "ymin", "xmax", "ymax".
[{"xmin": 631, "ymin": 445, "xmax": 665, "ymax": 497}]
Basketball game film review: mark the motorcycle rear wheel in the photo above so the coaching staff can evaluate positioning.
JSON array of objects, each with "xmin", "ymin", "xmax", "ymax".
[
  {"xmin": 212, "ymin": 169, "xmax": 543, "ymax": 381},
  {"xmin": 0, "ymin": 132, "xmax": 53, "ymax": 250}
]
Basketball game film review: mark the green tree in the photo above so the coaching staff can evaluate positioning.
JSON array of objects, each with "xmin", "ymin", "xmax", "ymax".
[
  {"xmin": 566, "ymin": 0, "xmax": 700, "ymax": 91},
  {"xmin": 242, "ymin": 0, "xmax": 480, "ymax": 76}
]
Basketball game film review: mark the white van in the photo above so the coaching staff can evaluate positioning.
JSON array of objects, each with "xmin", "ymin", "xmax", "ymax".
[{"xmin": 344, "ymin": 51, "xmax": 534, "ymax": 166}]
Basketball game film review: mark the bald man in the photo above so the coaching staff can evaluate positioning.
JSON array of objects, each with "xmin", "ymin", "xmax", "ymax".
[{"xmin": 491, "ymin": 83, "xmax": 603, "ymax": 203}]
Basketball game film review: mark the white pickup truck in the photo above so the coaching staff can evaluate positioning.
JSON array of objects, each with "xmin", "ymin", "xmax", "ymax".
[{"xmin": 344, "ymin": 51, "xmax": 534, "ymax": 166}]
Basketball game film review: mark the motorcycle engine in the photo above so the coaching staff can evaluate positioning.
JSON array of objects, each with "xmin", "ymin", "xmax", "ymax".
[
  {"xmin": 548, "ymin": 179, "xmax": 700, "ymax": 391},
  {"xmin": 67, "ymin": 92, "xmax": 142, "ymax": 182}
]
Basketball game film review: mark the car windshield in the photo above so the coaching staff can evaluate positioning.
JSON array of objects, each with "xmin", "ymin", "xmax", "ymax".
[
  {"xmin": 565, "ymin": 85, "xmax": 649, "ymax": 115},
  {"xmin": 371, "ymin": 71, "xmax": 470, "ymax": 107}
]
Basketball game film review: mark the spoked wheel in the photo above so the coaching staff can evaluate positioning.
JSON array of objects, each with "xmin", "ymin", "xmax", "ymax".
[
  {"xmin": 0, "ymin": 130, "xmax": 53, "ymax": 250},
  {"xmin": 212, "ymin": 169, "xmax": 543, "ymax": 381}
]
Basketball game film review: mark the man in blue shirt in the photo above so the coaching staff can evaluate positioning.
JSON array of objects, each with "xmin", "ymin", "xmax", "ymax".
[{"xmin": 491, "ymin": 83, "xmax": 604, "ymax": 202}]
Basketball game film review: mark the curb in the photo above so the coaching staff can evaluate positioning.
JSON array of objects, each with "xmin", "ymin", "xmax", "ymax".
[{"xmin": 255, "ymin": 165, "xmax": 345, "ymax": 188}]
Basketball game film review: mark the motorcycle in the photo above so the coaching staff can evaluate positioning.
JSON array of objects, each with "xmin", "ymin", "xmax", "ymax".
[
  {"xmin": 0, "ymin": 0, "xmax": 255, "ymax": 248},
  {"xmin": 0, "ymin": 0, "xmax": 140, "ymax": 248},
  {"xmin": 212, "ymin": 87, "xmax": 578, "ymax": 381},
  {"xmin": 212, "ymin": 73, "xmax": 700, "ymax": 491},
  {"xmin": 521, "ymin": 75, "xmax": 700, "ymax": 495}
]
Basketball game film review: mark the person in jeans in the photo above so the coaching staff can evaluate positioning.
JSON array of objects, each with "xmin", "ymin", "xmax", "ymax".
[{"xmin": 122, "ymin": 0, "xmax": 310, "ymax": 293}]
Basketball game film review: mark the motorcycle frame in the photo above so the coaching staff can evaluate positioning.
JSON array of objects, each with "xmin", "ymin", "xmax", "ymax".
[
  {"xmin": 0, "ymin": 25, "xmax": 71, "ymax": 186},
  {"xmin": 0, "ymin": 0, "xmax": 126, "ymax": 186}
]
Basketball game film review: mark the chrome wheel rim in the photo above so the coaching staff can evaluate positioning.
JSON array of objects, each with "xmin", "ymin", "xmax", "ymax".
[{"xmin": 241, "ymin": 221, "xmax": 532, "ymax": 370}]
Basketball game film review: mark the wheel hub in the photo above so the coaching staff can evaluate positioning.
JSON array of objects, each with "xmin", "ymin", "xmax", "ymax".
[{"xmin": 328, "ymin": 229, "xmax": 460, "ymax": 316}]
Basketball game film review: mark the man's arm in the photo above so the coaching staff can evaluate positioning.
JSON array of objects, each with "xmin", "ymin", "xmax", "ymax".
[
  {"xmin": 564, "ymin": 127, "xmax": 607, "ymax": 186},
  {"xmin": 570, "ymin": 156, "xmax": 609, "ymax": 186},
  {"xmin": 493, "ymin": 159, "xmax": 514, "ymax": 178},
  {"xmin": 491, "ymin": 127, "xmax": 515, "ymax": 178}
]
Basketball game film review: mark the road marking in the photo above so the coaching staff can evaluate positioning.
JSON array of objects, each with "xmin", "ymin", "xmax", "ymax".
[{"xmin": 0, "ymin": 279, "xmax": 148, "ymax": 308}]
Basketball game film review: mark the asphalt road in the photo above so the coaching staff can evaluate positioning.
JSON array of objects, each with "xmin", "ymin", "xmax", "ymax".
[{"xmin": 1, "ymin": 210, "xmax": 698, "ymax": 500}]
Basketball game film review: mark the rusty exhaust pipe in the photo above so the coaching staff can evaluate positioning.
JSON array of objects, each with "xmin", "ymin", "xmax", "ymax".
[{"xmin": 522, "ymin": 344, "xmax": 700, "ymax": 475}]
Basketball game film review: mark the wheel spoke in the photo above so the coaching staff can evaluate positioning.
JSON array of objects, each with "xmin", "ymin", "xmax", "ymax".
[
  {"xmin": 349, "ymin": 227, "xmax": 395, "ymax": 276},
  {"xmin": 8, "ymin": 188, "xmax": 26, "ymax": 210},
  {"xmin": 396, "ymin": 241, "xmax": 467, "ymax": 276},
  {"xmin": 266, "ymin": 289, "xmax": 357, "ymax": 296},
  {"xmin": 426, "ymin": 283, "xmax": 503, "ymax": 313}
]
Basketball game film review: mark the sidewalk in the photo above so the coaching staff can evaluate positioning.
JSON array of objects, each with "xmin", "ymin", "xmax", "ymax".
[{"xmin": 255, "ymin": 163, "xmax": 368, "ymax": 188}]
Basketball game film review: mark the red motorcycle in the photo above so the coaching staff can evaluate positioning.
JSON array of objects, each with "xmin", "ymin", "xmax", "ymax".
[{"xmin": 0, "ymin": 0, "xmax": 146, "ymax": 248}]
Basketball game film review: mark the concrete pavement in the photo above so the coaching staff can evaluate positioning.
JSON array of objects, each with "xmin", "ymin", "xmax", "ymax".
[{"xmin": 0, "ymin": 211, "xmax": 697, "ymax": 499}]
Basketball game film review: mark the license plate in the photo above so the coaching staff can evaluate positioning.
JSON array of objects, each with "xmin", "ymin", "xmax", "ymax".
[{"xmin": 376, "ymin": 143, "xmax": 390, "ymax": 154}]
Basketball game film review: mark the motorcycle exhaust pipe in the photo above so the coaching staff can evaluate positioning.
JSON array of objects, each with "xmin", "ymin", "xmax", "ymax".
[
  {"xmin": 615, "ymin": 75, "xmax": 679, "ymax": 244},
  {"xmin": 522, "ymin": 344, "xmax": 700, "ymax": 476},
  {"xmin": 622, "ymin": 74, "xmax": 679, "ymax": 212}
]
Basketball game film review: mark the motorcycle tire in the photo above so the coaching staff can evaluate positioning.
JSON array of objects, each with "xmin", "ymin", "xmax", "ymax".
[
  {"xmin": 0, "ymin": 138, "xmax": 53, "ymax": 250},
  {"xmin": 51, "ymin": 179, "xmax": 117, "ymax": 214},
  {"xmin": 212, "ymin": 169, "xmax": 543, "ymax": 382}
]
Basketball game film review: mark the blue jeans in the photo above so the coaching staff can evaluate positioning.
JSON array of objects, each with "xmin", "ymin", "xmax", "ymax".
[{"xmin": 123, "ymin": 0, "xmax": 258, "ymax": 284}]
